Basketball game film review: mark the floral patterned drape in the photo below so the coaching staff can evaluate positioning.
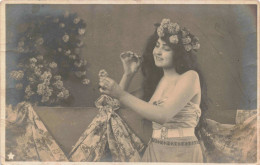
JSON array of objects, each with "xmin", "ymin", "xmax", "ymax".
[
  {"xmin": 68, "ymin": 95, "xmax": 145, "ymax": 161},
  {"xmin": 6, "ymin": 95, "xmax": 145, "ymax": 162},
  {"xmin": 6, "ymin": 102, "xmax": 68, "ymax": 161},
  {"xmin": 199, "ymin": 110, "xmax": 257, "ymax": 163},
  {"xmin": 5, "ymin": 96, "xmax": 257, "ymax": 162}
]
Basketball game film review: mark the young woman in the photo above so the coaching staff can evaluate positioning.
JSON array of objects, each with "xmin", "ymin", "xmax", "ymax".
[{"xmin": 99, "ymin": 18, "xmax": 207, "ymax": 162}]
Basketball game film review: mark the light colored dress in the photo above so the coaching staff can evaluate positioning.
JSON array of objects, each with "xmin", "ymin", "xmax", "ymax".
[{"xmin": 141, "ymin": 98, "xmax": 203, "ymax": 162}]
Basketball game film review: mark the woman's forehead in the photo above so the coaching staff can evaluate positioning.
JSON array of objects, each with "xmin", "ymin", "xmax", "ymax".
[{"xmin": 157, "ymin": 38, "xmax": 167, "ymax": 45}]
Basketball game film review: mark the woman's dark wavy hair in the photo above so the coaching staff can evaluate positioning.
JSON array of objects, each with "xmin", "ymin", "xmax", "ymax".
[{"xmin": 141, "ymin": 24, "xmax": 209, "ymax": 142}]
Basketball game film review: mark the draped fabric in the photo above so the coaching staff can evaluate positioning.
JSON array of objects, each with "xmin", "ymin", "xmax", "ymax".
[
  {"xmin": 5, "ymin": 95, "xmax": 145, "ymax": 162},
  {"xmin": 199, "ymin": 110, "xmax": 257, "ymax": 163},
  {"xmin": 5, "ymin": 97, "xmax": 257, "ymax": 162},
  {"xmin": 69, "ymin": 95, "xmax": 145, "ymax": 161},
  {"xmin": 6, "ymin": 102, "xmax": 68, "ymax": 161}
]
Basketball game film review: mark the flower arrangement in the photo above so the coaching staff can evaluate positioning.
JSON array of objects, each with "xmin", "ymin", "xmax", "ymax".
[
  {"xmin": 157, "ymin": 18, "xmax": 200, "ymax": 52},
  {"xmin": 10, "ymin": 11, "xmax": 90, "ymax": 105}
]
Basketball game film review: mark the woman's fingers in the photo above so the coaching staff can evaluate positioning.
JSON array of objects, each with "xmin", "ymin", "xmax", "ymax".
[{"xmin": 99, "ymin": 87, "xmax": 108, "ymax": 94}]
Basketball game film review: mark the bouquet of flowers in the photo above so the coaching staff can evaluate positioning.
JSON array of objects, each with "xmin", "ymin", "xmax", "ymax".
[{"xmin": 10, "ymin": 11, "xmax": 90, "ymax": 105}]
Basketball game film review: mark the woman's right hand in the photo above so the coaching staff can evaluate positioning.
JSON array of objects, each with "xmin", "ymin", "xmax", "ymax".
[{"xmin": 120, "ymin": 51, "xmax": 142, "ymax": 76}]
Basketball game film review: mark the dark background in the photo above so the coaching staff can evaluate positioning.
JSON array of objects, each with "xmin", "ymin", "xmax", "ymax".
[{"xmin": 6, "ymin": 4, "xmax": 257, "ymax": 124}]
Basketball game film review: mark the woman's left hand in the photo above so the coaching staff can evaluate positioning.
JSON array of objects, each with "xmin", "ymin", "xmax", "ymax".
[{"xmin": 99, "ymin": 77, "xmax": 125, "ymax": 98}]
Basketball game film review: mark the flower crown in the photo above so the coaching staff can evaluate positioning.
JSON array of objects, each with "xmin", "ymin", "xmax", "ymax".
[{"xmin": 157, "ymin": 19, "xmax": 200, "ymax": 52}]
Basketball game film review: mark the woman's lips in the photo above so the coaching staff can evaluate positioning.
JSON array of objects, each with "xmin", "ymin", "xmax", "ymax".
[{"xmin": 155, "ymin": 56, "xmax": 163, "ymax": 61}]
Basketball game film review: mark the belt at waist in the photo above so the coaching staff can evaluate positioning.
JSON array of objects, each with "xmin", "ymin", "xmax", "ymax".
[{"xmin": 152, "ymin": 127, "xmax": 195, "ymax": 139}]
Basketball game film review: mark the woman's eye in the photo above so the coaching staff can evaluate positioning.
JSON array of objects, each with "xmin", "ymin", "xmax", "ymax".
[{"xmin": 163, "ymin": 46, "xmax": 171, "ymax": 51}]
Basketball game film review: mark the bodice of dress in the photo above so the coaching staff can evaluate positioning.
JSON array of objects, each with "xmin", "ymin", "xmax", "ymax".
[{"xmin": 151, "ymin": 98, "xmax": 201, "ymax": 129}]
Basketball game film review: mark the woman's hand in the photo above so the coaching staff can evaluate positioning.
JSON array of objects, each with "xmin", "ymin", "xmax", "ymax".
[
  {"xmin": 120, "ymin": 51, "xmax": 142, "ymax": 76},
  {"xmin": 99, "ymin": 77, "xmax": 126, "ymax": 99}
]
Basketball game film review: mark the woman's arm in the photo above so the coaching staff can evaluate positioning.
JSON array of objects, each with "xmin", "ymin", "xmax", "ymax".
[
  {"xmin": 119, "ymin": 73, "xmax": 135, "ymax": 91},
  {"xmin": 118, "ymin": 51, "xmax": 142, "ymax": 91},
  {"xmin": 100, "ymin": 70, "xmax": 200, "ymax": 125}
]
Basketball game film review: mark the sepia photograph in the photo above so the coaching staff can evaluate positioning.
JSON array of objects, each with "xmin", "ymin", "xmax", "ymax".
[{"xmin": 0, "ymin": 0, "xmax": 259, "ymax": 164}]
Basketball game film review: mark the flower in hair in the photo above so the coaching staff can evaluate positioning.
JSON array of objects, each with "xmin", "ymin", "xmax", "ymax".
[
  {"xmin": 169, "ymin": 35, "xmax": 179, "ymax": 44},
  {"xmin": 157, "ymin": 18, "xmax": 200, "ymax": 52},
  {"xmin": 181, "ymin": 28, "xmax": 190, "ymax": 37},
  {"xmin": 161, "ymin": 19, "xmax": 171, "ymax": 28},
  {"xmin": 168, "ymin": 23, "xmax": 180, "ymax": 34},
  {"xmin": 182, "ymin": 36, "xmax": 192, "ymax": 44},
  {"xmin": 192, "ymin": 42, "xmax": 200, "ymax": 50},
  {"xmin": 157, "ymin": 26, "xmax": 165, "ymax": 37}
]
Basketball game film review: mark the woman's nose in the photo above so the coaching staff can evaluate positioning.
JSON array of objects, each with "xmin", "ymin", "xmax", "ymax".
[{"xmin": 155, "ymin": 48, "xmax": 162, "ymax": 56}]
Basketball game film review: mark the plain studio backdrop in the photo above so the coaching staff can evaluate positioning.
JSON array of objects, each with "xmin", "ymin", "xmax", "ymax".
[{"xmin": 5, "ymin": 4, "xmax": 257, "ymax": 154}]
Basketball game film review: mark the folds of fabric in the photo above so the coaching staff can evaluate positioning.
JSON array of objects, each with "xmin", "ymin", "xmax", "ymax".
[
  {"xmin": 69, "ymin": 95, "xmax": 145, "ymax": 161},
  {"xmin": 199, "ymin": 112, "xmax": 257, "ymax": 163},
  {"xmin": 6, "ymin": 102, "xmax": 68, "ymax": 161}
]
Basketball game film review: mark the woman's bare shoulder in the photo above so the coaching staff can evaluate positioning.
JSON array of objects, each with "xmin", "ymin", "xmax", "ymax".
[
  {"xmin": 178, "ymin": 70, "xmax": 200, "ymax": 83},
  {"xmin": 174, "ymin": 70, "xmax": 200, "ymax": 93},
  {"xmin": 181, "ymin": 70, "xmax": 199, "ymax": 78}
]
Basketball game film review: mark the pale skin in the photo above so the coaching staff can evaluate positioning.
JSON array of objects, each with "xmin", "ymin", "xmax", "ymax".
[{"xmin": 99, "ymin": 38, "xmax": 201, "ymax": 125}]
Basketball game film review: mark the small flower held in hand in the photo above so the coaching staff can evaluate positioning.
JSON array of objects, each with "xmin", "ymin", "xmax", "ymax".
[{"xmin": 99, "ymin": 69, "xmax": 108, "ymax": 78}]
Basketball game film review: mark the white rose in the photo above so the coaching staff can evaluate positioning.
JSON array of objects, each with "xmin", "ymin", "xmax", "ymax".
[
  {"xmin": 36, "ymin": 38, "xmax": 44, "ymax": 45},
  {"xmin": 59, "ymin": 23, "xmax": 65, "ymax": 28},
  {"xmin": 74, "ymin": 60, "xmax": 83, "ymax": 67},
  {"xmin": 78, "ymin": 28, "xmax": 85, "ymax": 35},
  {"xmin": 82, "ymin": 79, "xmax": 90, "ymax": 85},
  {"xmin": 184, "ymin": 44, "xmax": 192, "ymax": 52},
  {"xmin": 161, "ymin": 19, "xmax": 170, "ymax": 28},
  {"xmin": 99, "ymin": 69, "xmax": 108, "ymax": 78},
  {"xmin": 57, "ymin": 92, "xmax": 64, "ymax": 98},
  {"xmin": 169, "ymin": 35, "xmax": 179, "ymax": 44},
  {"xmin": 182, "ymin": 36, "xmax": 192, "ymax": 44},
  {"xmin": 192, "ymin": 42, "xmax": 200, "ymax": 50},
  {"xmin": 69, "ymin": 55, "xmax": 76, "ymax": 60},
  {"xmin": 157, "ymin": 26, "xmax": 164, "ymax": 37},
  {"xmin": 65, "ymin": 50, "xmax": 71, "ymax": 56},
  {"xmin": 77, "ymin": 41, "xmax": 84, "ymax": 47},
  {"xmin": 73, "ymin": 17, "xmax": 80, "ymax": 24},
  {"xmin": 49, "ymin": 62, "xmax": 57, "ymax": 69},
  {"xmin": 29, "ymin": 58, "xmax": 37, "ymax": 63},
  {"xmin": 62, "ymin": 34, "xmax": 69, "ymax": 43},
  {"xmin": 53, "ymin": 80, "xmax": 63, "ymax": 89}
]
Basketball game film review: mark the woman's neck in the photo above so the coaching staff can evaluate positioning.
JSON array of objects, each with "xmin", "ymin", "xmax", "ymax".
[{"xmin": 163, "ymin": 67, "xmax": 178, "ymax": 79}]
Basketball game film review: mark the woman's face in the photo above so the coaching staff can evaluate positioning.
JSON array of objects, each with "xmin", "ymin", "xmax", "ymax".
[{"xmin": 153, "ymin": 38, "xmax": 175, "ymax": 68}]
